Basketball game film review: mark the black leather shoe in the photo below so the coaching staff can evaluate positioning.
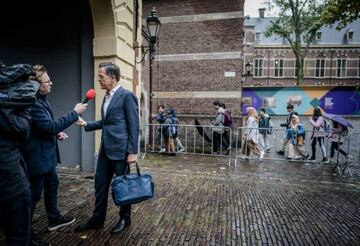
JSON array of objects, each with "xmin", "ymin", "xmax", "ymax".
[
  {"xmin": 74, "ymin": 220, "xmax": 103, "ymax": 232},
  {"xmin": 111, "ymin": 218, "xmax": 131, "ymax": 234}
]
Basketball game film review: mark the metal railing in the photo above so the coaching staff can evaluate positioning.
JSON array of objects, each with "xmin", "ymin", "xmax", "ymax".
[
  {"xmin": 142, "ymin": 123, "xmax": 233, "ymax": 163},
  {"xmin": 141, "ymin": 124, "xmax": 359, "ymax": 176}
]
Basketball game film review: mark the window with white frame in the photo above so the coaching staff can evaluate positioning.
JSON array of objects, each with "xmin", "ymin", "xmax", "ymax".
[
  {"xmin": 316, "ymin": 32, "xmax": 322, "ymax": 40},
  {"xmin": 274, "ymin": 59, "xmax": 283, "ymax": 77},
  {"xmin": 255, "ymin": 32, "xmax": 261, "ymax": 41},
  {"xmin": 315, "ymin": 59, "xmax": 325, "ymax": 77},
  {"xmin": 254, "ymin": 59, "xmax": 263, "ymax": 77},
  {"xmin": 336, "ymin": 59, "xmax": 346, "ymax": 78}
]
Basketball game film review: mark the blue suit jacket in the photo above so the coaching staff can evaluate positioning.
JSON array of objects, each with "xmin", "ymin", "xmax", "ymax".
[
  {"xmin": 85, "ymin": 87, "xmax": 139, "ymax": 160},
  {"xmin": 20, "ymin": 94, "xmax": 79, "ymax": 175}
]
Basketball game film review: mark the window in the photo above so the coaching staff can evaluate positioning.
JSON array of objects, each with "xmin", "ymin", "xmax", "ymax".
[
  {"xmin": 336, "ymin": 59, "xmax": 346, "ymax": 78},
  {"xmin": 315, "ymin": 59, "xmax": 325, "ymax": 77},
  {"xmin": 358, "ymin": 58, "xmax": 360, "ymax": 78},
  {"xmin": 274, "ymin": 59, "xmax": 283, "ymax": 77},
  {"xmin": 255, "ymin": 32, "xmax": 261, "ymax": 41},
  {"xmin": 316, "ymin": 32, "xmax": 322, "ymax": 40},
  {"xmin": 348, "ymin": 31, "xmax": 354, "ymax": 40},
  {"xmin": 254, "ymin": 59, "xmax": 263, "ymax": 77}
]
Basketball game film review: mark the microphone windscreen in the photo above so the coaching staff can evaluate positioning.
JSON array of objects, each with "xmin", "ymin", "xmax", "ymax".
[{"xmin": 82, "ymin": 89, "xmax": 96, "ymax": 104}]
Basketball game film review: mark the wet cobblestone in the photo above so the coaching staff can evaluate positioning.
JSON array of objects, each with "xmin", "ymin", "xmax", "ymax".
[{"xmin": 2, "ymin": 153, "xmax": 360, "ymax": 245}]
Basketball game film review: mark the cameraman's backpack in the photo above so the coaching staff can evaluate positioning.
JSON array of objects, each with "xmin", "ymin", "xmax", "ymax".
[{"xmin": 0, "ymin": 63, "xmax": 39, "ymax": 108}]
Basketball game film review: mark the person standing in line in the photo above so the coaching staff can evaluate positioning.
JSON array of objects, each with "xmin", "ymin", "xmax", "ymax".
[
  {"xmin": 277, "ymin": 104, "xmax": 297, "ymax": 155},
  {"xmin": 155, "ymin": 105, "xmax": 166, "ymax": 153},
  {"xmin": 219, "ymin": 102, "xmax": 232, "ymax": 154},
  {"xmin": 20, "ymin": 65, "xmax": 88, "ymax": 246},
  {"xmin": 309, "ymin": 107, "xmax": 328, "ymax": 162},
  {"xmin": 211, "ymin": 100, "xmax": 225, "ymax": 154},
  {"xmin": 329, "ymin": 121, "xmax": 348, "ymax": 163},
  {"xmin": 75, "ymin": 62, "xmax": 139, "ymax": 235},
  {"xmin": 170, "ymin": 108, "xmax": 186, "ymax": 153},
  {"xmin": 258, "ymin": 108, "xmax": 271, "ymax": 152},
  {"xmin": 242, "ymin": 107, "xmax": 265, "ymax": 159},
  {"xmin": 285, "ymin": 114, "xmax": 308, "ymax": 160}
]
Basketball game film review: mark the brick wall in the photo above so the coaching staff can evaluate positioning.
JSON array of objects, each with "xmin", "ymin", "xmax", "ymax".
[{"xmin": 142, "ymin": 0, "xmax": 245, "ymax": 122}]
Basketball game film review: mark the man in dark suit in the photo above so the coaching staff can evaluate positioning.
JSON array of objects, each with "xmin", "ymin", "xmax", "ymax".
[
  {"xmin": 20, "ymin": 65, "xmax": 88, "ymax": 245},
  {"xmin": 75, "ymin": 62, "xmax": 139, "ymax": 235}
]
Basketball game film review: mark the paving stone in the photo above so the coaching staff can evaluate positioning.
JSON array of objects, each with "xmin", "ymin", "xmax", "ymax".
[{"xmin": 1, "ymin": 154, "xmax": 359, "ymax": 245}]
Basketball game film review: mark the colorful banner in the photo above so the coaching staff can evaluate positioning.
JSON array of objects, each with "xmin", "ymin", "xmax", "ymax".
[{"xmin": 241, "ymin": 87, "xmax": 360, "ymax": 115}]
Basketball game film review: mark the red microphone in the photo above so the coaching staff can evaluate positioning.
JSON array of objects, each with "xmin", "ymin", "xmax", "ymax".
[{"xmin": 82, "ymin": 89, "xmax": 96, "ymax": 104}]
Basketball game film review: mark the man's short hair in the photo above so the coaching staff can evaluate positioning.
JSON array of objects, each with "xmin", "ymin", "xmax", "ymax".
[
  {"xmin": 286, "ymin": 104, "xmax": 294, "ymax": 109},
  {"xmin": 31, "ymin": 64, "xmax": 47, "ymax": 82},
  {"xmin": 213, "ymin": 100, "xmax": 221, "ymax": 106},
  {"xmin": 259, "ymin": 108, "xmax": 266, "ymax": 113},
  {"xmin": 99, "ymin": 62, "xmax": 121, "ymax": 81}
]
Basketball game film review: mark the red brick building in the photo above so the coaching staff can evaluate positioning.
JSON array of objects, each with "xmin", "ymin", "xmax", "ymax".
[{"xmin": 142, "ymin": 0, "xmax": 245, "ymax": 123}]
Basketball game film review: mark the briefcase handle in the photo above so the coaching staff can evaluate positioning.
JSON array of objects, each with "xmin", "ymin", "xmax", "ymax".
[{"xmin": 124, "ymin": 162, "xmax": 141, "ymax": 178}]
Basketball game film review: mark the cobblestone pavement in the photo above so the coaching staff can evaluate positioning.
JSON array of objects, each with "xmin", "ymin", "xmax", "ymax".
[{"xmin": 5, "ymin": 153, "xmax": 360, "ymax": 246}]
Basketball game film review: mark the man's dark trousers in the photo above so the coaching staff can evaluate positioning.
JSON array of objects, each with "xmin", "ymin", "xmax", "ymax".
[
  {"xmin": 0, "ymin": 189, "xmax": 31, "ymax": 246},
  {"xmin": 92, "ymin": 147, "xmax": 131, "ymax": 224},
  {"xmin": 30, "ymin": 167, "xmax": 62, "ymax": 223}
]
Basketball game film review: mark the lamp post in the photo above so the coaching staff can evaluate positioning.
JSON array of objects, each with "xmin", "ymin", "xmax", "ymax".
[
  {"xmin": 140, "ymin": 7, "xmax": 161, "ymax": 144},
  {"xmin": 240, "ymin": 61, "xmax": 253, "ymax": 126}
]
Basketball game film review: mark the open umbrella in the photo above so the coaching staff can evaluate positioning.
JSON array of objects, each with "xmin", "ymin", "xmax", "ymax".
[
  {"xmin": 194, "ymin": 118, "xmax": 212, "ymax": 142},
  {"xmin": 323, "ymin": 113, "xmax": 354, "ymax": 128}
]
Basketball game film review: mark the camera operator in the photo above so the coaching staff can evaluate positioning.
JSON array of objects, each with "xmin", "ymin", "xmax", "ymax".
[{"xmin": 0, "ymin": 106, "xmax": 32, "ymax": 245}]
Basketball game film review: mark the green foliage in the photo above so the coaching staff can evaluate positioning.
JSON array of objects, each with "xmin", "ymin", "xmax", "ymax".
[
  {"xmin": 320, "ymin": 0, "xmax": 360, "ymax": 29},
  {"xmin": 264, "ymin": 0, "xmax": 324, "ymax": 84}
]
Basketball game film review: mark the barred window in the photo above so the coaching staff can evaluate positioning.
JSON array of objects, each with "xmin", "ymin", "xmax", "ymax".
[
  {"xmin": 315, "ymin": 59, "xmax": 325, "ymax": 77},
  {"xmin": 274, "ymin": 59, "xmax": 283, "ymax": 77},
  {"xmin": 254, "ymin": 59, "xmax": 263, "ymax": 77},
  {"xmin": 336, "ymin": 59, "xmax": 346, "ymax": 78}
]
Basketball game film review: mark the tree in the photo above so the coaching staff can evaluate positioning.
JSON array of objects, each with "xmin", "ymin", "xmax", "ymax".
[
  {"xmin": 264, "ymin": 0, "xmax": 324, "ymax": 85},
  {"xmin": 319, "ymin": 0, "xmax": 360, "ymax": 30}
]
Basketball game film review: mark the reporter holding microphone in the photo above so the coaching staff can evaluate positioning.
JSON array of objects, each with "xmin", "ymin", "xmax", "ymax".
[{"xmin": 20, "ymin": 65, "xmax": 88, "ymax": 246}]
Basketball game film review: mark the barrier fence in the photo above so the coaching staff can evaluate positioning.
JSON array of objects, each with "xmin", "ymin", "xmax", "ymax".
[{"xmin": 142, "ymin": 124, "xmax": 359, "ymax": 176}]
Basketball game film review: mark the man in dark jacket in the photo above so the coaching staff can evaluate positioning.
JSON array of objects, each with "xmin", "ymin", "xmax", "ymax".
[
  {"xmin": 75, "ymin": 62, "xmax": 139, "ymax": 235},
  {"xmin": 20, "ymin": 65, "xmax": 88, "ymax": 245},
  {"xmin": 0, "ymin": 107, "xmax": 32, "ymax": 245}
]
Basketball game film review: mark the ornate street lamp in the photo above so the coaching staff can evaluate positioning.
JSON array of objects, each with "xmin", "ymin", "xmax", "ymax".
[
  {"xmin": 245, "ymin": 61, "xmax": 253, "ymax": 76},
  {"xmin": 145, "ymin": 8, "xmax": 161, "ymax": 45},
  {"xmin": 136, "ymin": 7, "xmax": 161, "ymax": 144}
]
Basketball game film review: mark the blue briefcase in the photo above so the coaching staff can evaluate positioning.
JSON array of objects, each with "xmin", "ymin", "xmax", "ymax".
[{"xmin": 111, "ymin": 162, "xmax": 154, "ymax": 206}]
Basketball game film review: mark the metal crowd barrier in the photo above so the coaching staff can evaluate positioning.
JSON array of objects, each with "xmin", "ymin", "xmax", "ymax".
[
  {"xmin": 142, "ymin": 123, "xmax": 233, "ymax": 164},
  {"xmin": 234, "ymin": 127, "xmax": 357, "ymax": 172},
  {"xmin": 141, "ymin": 124, "xmax": 359, "ymax": 176},
  {"xmin": 341, "ymin": 132, "xmax": 360, "ymax": 176}
]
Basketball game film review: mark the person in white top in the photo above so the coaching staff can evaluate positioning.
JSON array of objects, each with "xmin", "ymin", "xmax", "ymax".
[
  {"xmin": 242, "ymin": 107, "xmax": 265, "ymax": 159},
  {"xmin": 309, "ymin": 107, "xmax": 328, "ymax": 162}
]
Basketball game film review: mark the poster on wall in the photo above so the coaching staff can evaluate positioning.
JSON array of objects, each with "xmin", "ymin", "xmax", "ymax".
[
  {"xmin": 287, "ymin": 95, "xmax": 302, "ymax": 107},
  {"xmin": 242, "ymin": 97, "xmax": 252, "ymax": 106},
  {"xmin": 263, "ymin": 97, "xmax": 277, "ymax": 108}
]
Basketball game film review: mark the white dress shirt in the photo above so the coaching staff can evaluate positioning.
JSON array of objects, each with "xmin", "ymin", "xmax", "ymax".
[{"xmin": 103, "ymin": 84, "xmax": 121, "ymax": 117}]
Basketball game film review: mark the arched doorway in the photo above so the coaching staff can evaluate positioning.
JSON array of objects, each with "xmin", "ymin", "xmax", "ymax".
[{"xmin": 0, "ymin": 0, "xmax": 95, "ymax": 170}]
